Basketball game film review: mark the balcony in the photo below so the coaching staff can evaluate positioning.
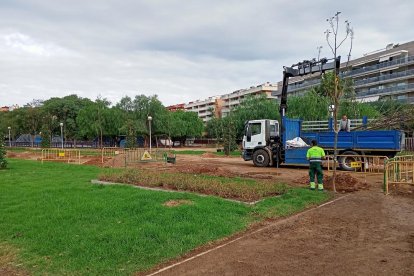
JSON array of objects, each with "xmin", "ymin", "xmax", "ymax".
[
  {"xmin": 287, "ymin": 78, "xmax": 321, "ymax": 93},
  {"xmin": 354, "ymin": 69, "xmax": 414, "ymax": 87},
  {"xmin": 284, "ymin": 55, "xmax": 414, "ymax": 94},
  {"xmin": 357, "ymin": 83, "xmax": 414, "ymax": 98},
  {"xmin": 344, "ymin": 55, "xmax": 414, "ymax": 78}
]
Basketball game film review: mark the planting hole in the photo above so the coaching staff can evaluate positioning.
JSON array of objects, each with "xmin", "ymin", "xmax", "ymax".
[{"xmin": 163, "ymin": 200, "xmax": 194, "ymax": 207}]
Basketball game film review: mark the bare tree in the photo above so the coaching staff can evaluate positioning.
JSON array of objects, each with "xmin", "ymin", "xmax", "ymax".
[{"xmin": 325, "ymin": 11, "xmax": 354, "ymax": 192}]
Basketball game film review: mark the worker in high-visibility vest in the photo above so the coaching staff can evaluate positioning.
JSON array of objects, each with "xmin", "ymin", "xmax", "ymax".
[{"xmin": 306, "ymin": 140, "xmax": 326, "ymax": 191}]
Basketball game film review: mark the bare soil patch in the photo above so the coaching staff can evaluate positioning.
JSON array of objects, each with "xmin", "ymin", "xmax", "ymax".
[
  {"xmin": 0, "ymin": 244, "xmax": 29, "ymax": 276},
  {"xmin": 200, "ymin": 153, "xmax": 217, "ymax": 158},
  {"xmin": 388, "ymin": 183, "xmax": 414, "ymax": 198},
  {"xmin": 163, "ymin": 200, "xmax": 194, "ymax": 207}
]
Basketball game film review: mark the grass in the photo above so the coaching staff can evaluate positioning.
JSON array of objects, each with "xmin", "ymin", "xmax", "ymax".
[
  {"xmin": 0, "ymin": 159, "xmax": 329, "ymax": 275},
  {"xmin": 6, "ymin": 147, "xmax": 38, "ymax": 153}
]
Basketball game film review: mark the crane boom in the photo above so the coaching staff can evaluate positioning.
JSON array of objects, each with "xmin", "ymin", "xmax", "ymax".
[{"xmin": 279, "ymin": 56, "xmax": 341, "ymax": 119}]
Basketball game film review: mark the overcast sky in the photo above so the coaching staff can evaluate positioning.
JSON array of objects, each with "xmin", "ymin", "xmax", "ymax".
[{"xmin": 1, "ymin": 0, "xmax": 413, "ymax": 107}]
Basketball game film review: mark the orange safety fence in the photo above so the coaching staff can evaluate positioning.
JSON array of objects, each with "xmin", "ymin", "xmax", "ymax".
[
  {"xmin": 41, "ymin": 148, "xmax": 81, "ymax": 164},
  {"xmin": 384, "ymin": 155, "xmax": 414, "ymax": 194},
  {"xmin": 326, "ymin": 154, "xmax": 388, "ymax": 174}
]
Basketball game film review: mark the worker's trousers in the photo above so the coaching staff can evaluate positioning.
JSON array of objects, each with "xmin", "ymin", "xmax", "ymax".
[{"xmin": 309, "ymin": 162, "xmax": 323, "ymax": 190}]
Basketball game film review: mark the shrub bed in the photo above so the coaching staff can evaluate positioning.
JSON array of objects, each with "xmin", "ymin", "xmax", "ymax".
[{"xmin": 98, "ymin": 169, "xmax": 288, "ymax": 202}]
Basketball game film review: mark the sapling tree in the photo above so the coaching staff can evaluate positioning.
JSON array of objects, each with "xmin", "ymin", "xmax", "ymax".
[{"xmin": 325, "ymin": 11, "xmax": 354, "ymax": 192}]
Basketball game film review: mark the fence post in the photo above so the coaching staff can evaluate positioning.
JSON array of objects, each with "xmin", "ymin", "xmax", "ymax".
[
  {"xmin": 124, "ymin": 149, "xmax": 127, "ymax": 168},
  {"xmin": 383, "ymin": 159, "xmax": 387, "ymax": 194},
  {"xmin": 328, "ymin": 117, "xmax": 333, "ymax": 132},
  {"xmin": 362, "ymin": 116, "xmax": 368, "ymax": 129}
]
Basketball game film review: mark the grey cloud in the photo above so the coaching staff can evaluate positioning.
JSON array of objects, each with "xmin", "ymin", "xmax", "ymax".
[{"xmin": 0, "ymin": 0, "xmax": 413, "ymax": 107}]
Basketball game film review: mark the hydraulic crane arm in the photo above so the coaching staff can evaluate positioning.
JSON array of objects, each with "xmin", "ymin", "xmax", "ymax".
[{"xmin": 279, "ymin": 56, "xmax": 341, "ymax": 119}]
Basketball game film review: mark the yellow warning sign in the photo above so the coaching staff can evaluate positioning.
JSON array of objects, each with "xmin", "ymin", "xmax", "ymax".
[
  {"xmin": 59, "ymin": 152, "xmax": 65, "ymax": 157},
  {"xmin": 114, "ymin": 151, "xmax": 119, "ymax": 155},
  {"xmin": 351, "ymin": 161, "xmax": 361, "ymax": 168},
  {"xmin": 141, "ymin": 151, "xmax": 152, "ymax": 160}
]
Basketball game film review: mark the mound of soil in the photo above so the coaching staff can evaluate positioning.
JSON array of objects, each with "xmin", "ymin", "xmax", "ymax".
[
  {"xmin": 201, "ymin": 153, "xmax": 217, "ymax": 158},
  {"xmin": 83, "ymin": 157, "xmax": 106, "ymax": 166},
  {"xmin": 297, "ymin": 173, "xmax": 368, "ymax": 192},
  {"xmin": 175, "ymin": 164, "xmax": 219, "ymax": 174}
]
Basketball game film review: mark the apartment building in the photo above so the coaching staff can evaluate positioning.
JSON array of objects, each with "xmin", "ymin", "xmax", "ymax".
[
  {"xmin": 184, "ymin": 96, "xmax": 223, "ymax": 123},
  {"xmin": 166, "ymin": 103, "xmax": 185, "ymax": 112},
  {"xmin": 183, "ymin": 82, "xmax": 278, "ymax": 123},
  {"xmin": 221, "ymin": 82, "xmax": 278, "ymax": 117},
  {"xmin": 272, "ymin": 40, "xmax": 414, "ymax": 103},
  {"xmin": 0, "ymin": 106, "xmax": 10, "ymax": 112}
]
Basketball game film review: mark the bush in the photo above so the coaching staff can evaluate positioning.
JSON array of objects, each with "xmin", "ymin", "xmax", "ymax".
[{"xmin": 0, "ymin": 138, "xmax": 7, "ymax": 169}]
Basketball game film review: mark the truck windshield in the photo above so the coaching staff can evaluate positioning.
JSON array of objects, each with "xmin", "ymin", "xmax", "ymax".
[{"xmin": 250, "ymin": 123, "xmax": 261, "ymax": 135}]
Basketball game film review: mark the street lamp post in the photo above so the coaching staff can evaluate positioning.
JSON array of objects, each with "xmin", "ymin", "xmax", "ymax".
[
  {"xmin": 7, "ymin": 127, "xmax": 11, "ymax": 147},
  {"xmin": 328, "ymin": 105, "xmax": 335, "ymax": 132},
  {"xmin": 328, "ymin": 104, "xmax": 335, "ymax": 118},
  {"xmin": 59, "ymin": 122, "xmax": 64, "ymax": 149},
  {"xmin": 148, "ymin": 116, "xmax": 152, "ymax": 152}
]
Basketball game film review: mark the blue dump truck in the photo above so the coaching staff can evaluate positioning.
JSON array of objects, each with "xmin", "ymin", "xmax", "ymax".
[
  {"xmin": 242, "ymin": 117, "xmax": 403, "ymax": 170},
  {"xmin": 242, "ymin": 56, "xmax": 403, "ymax": 170}
]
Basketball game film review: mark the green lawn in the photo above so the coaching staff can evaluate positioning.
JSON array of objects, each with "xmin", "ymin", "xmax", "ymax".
[{"xmin": 0, "ymin": 159, "xmax": 329, "ymax": 275}]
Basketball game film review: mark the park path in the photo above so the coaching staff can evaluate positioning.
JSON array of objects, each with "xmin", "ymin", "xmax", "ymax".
[{"xmin": 147, "ymin": 189, "xmax": 414, "ymax": 276}]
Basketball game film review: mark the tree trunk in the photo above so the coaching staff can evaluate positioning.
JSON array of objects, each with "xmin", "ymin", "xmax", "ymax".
[
  {"xmin": 100, "ymin": 128, "xmax": 103, "ymax": 149},
  {"xmin": 333, "ymin": 119, "xmax": 338, "ymax": 193},
  {"xmin": 332, "ymin": 78, "xmax": 339, "ymax": 193}
]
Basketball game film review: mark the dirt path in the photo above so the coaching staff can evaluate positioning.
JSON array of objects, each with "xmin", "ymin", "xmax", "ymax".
[{"xmin": 149, "ymin": 190, "xmax": 414, "ymax": 276}]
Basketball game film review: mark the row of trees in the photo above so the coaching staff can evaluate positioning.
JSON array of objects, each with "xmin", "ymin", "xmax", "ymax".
[
  {"xmin": 0, "ymin": 94, "xmax": 204, "ymax": 147},
  {"xmin": 1, "ymin": 74, "xmax": 412, "ymax": 151}
]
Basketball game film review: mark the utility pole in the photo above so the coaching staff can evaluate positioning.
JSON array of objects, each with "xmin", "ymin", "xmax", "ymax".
[
  {"xmin": 8, "ymin": 127, "xmax": 11, "ymax": 147},
  {"xmin": 60, "ymin": 122, "xmax": 64, "ymax": 149},
  {"xmin": 148, "ymin": 116, "xmax": 152, "ymax": 152}
]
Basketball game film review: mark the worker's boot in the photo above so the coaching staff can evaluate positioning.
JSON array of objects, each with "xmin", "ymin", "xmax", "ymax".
[
  {"xmin": 310, "ymin": 182, "xmax": 316, "ymax": 190},
  {"xmin": 318, "ymin": 183, "xmax": 324, "ymax": 191}
]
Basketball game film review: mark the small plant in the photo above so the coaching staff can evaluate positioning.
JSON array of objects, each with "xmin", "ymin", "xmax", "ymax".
[{"xmin": 0, "ymin": 138, "xmax": 7, "ymax": 169}]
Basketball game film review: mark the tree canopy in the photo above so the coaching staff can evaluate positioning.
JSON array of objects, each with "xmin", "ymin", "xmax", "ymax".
[{"xmin": 2, "ymin": 94, "xmax": 203, "ymax": 147}]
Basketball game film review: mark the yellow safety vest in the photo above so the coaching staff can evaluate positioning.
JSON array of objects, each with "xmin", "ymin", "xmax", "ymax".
[{"xmin": 306, "ymin": 146, "xmax": 325, "ymax": 162}]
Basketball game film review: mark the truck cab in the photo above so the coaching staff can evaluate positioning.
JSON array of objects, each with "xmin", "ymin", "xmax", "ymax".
[{"xmin": 242, "ymin": 119, "xmax": 280, "ymax": 167}]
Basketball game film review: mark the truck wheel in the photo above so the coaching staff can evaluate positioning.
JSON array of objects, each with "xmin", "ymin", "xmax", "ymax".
[
  {"xmin": 339, "ymin": 151, "xmax": 360, "ymax": 171},
  {"xmin": 253, "ymin": 149, "xmax": 270, "ymax": 167}
]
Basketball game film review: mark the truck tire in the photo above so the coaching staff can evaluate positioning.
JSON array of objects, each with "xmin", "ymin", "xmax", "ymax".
[
  {"xmin": 339, "ymin": 151, "xmax": 360, "ymax": 171},
  {"xmin": 253, "ymin": 149, "xmax": 270, "ymax": 167}
]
